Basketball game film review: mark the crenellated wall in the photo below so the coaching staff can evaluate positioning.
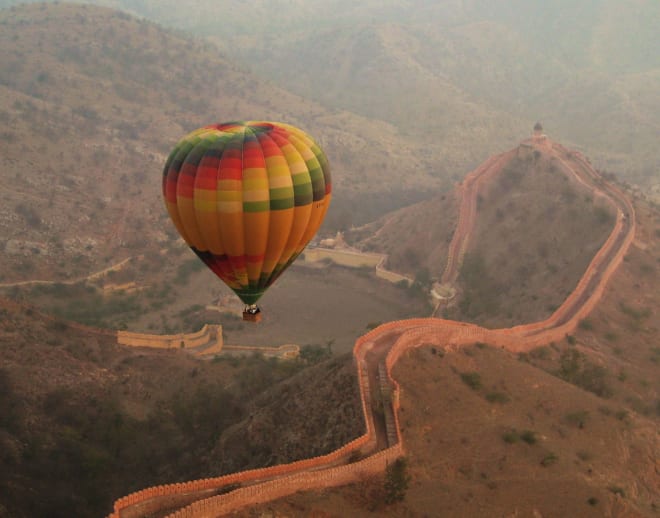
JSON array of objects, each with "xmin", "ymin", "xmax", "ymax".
[
  {"xmin": 304, "ymin": 247, "xmax": 383, "ymax": 268},
  {"xmin": 303, "ymin": 247, "xmax": 413, "ymax": 285},
  {"xmin": 441, "ymin": 150, "xmax": 516, "ymax": 284},
  {"xmin": 108, "ymin": 140, "xmax": 636, "ymax": 518},
  {"xmin": 117, "ymin": 325, "xmax": 222, "ymax": 351},
  {"xmin": 111, "ymin": 432, "xmax": 378, "ymax": 518},
  {"xmin": 165, "ymin": 445, "xmax": 404, "ymax": 517}
]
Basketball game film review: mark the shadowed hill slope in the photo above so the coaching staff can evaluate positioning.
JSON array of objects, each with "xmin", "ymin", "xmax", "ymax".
[
  {"xmin": 0, "ymin": 298, "xmax": 362, "ymax": 518},
  {"xmin": 348, "ymin": 191, "xmax": 459, "ymax": 279}
]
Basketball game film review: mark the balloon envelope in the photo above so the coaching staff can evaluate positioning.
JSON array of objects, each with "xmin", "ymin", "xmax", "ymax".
[{"xmin": 163, "ymin": 121, "xmax": 331, "ymax": 305}]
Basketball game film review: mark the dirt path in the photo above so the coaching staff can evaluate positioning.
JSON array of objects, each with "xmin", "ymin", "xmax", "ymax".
[{"xmin": 0, "ymin": 256, "xmax": 135, "ymax": 289}]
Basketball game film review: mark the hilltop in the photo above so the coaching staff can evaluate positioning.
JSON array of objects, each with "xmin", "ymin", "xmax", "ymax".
[
  {"xmin": 450, "ymin": 143, "xmax": 617, "ymax": 327},
  {"xmin": 353, "ymin": 139, "xmax": 617, "ymax": 328}
]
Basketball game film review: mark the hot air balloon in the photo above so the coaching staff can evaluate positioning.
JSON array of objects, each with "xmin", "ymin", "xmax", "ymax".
[{"xmin": 163, "ymin": 121, "xmax": 331, "ymax": 322}]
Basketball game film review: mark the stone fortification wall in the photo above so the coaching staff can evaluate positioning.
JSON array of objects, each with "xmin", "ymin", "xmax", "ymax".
[
  {"xmin": 304, "ymin": 248, "xmax": 382, "ymax": 268},
  {"xmin": 108, "ymin": 140, "xmax": 636, "ymax": 517},
  {"xmin": 304, "ymin": 248, "xmax": 412, "ymax": 285},
  {"xmin": 375, "ymin": 261, "xmax": 411, "ymax": 285},
  {"xmin": 116, "ymin": 325, "xmax": 222, "ymax": 351},
  {"xmin": 441, "ymin": 151, "xmax": 516, "ymax": 284},
  {"xmin": 166, "ymin": 446, "xmax": 403, "ymax": 518},
  {"xmin": 110, "ymin": 431, "xmax": 377, "ymax": 518},
  {"xmin": 108, "ymin": 325, "xmax": 390, "ymax": 518}
]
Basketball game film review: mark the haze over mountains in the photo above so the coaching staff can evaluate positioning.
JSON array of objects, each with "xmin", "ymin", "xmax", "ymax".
[{"xmin": 3, "ymin": 0, "xmax": 658, "ymax": 195}]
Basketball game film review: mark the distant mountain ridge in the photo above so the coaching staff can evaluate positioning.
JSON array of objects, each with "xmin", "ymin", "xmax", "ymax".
[
  {"xmin": 31, "ymin": 0, "xmax": 656, "ymax": 191},
  {"xmin": 4, "ymin": 0, "xmax": 658, "ymax": 195}
]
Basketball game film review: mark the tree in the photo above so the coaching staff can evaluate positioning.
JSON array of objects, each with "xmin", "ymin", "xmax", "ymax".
[{"xmin": 384, "ymin": 457, "xmax": 411, "ymax": 504}]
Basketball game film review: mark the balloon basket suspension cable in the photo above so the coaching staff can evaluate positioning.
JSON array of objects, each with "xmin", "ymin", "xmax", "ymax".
[{"xmin": 242, "ymin": 304, "xmax": 262, "ymax": 323}]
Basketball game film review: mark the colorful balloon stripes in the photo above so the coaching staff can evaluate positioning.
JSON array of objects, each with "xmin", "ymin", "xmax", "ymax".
[{"xmin": 163, "ymin": 121, "xmax": 331, "ymax": 305}]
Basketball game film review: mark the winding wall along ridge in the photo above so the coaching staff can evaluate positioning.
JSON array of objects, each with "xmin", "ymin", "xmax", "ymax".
[{"xmin": 109, "ymin": 139, "xmax": 636, "ymax": 517}]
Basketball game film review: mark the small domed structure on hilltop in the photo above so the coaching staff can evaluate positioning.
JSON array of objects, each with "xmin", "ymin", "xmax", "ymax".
[{"xmin": 533, "ymin": 122, "xmax": 543, "ymax": 137}]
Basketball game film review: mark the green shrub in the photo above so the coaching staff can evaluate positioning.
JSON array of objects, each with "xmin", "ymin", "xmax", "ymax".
[
  {"xmin": 485, "ymin": 392, "xmax": 510, "ymax": 404},
  {"xmin": 557, "ymin": 349, "xmax": 613, "ymax": 398},
  {"xmin": 502, "ymin": 430, "xmax": 519, "ymax": 444},
  {"xmin": 577, "ymin": 450, "xmax": 593, "ymax": 461},
  {"xmin": 564, "ymin": 410, "xmax": 589, "ymax": 428},
  {"xmin": 384, "ymin": 457, "xmax": 411, "ymax": 504},
  {"xmin": 540, "ymin": 453, "xmax": 558, "ymax": 467},
  {"xmin": 520, "ymin": 430, "xmax": 537, "ymax": 445},
  {"xmin": 529, "ymin": 346, "xmax": 550, "ymax": 360},
  {"xmin": 460, "ymin": 372, "xmax": 482, "ymax": 391},
  {"xmin": 578, "ymin": 318, "xmax": 594, "ymax": 331},
  {"xmin": 619, "ymin": 302, "xmax": 650, "ymax": 321}
]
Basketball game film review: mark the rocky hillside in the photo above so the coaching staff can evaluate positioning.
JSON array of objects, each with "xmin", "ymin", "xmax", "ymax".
[
  {"xmin": 68, "ymin": 0, "xmax": 660, "ymax": 195},
  {"xmin": 0, "ymin": 3, "xmax": 448, "ymax": 284}
]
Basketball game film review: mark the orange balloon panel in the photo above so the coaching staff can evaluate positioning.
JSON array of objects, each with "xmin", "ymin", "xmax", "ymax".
[{"xmin": 163, "ymin": 121, "xmax": 331, "ymax": 305}]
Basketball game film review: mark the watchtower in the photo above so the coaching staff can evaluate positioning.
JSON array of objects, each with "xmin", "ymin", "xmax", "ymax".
[{"xmin": 533, "ymin": 122, "xmax": 544, "ymax": 138}]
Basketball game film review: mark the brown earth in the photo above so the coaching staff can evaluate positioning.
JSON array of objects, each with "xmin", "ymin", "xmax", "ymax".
[
  {"xmin": 237, "ymin": 186, "xmax": 658, "ymax": 518},
  {"xmin": 348, "ymin": 191, "xmax": 459, "ymax": 279}
]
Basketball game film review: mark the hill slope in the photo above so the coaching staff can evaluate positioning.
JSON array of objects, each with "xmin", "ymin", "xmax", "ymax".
[
  {"xmin": 0, "ymin": 3, "xmax": 449, "ymax": 284},
  {"xmin": 243, "ymin": 197, "xmax": 659, "ymax": 517},
  {"xmin": 452, "ymin": 144, "xmax": 616, "ymax": 327},
  {"xmin": 354, "ymin": 139, "xmax": 617, "ymax": 327},
  {"xmin": 349, "ymin": 191, "xmax": 459, "ymax": 279}
]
